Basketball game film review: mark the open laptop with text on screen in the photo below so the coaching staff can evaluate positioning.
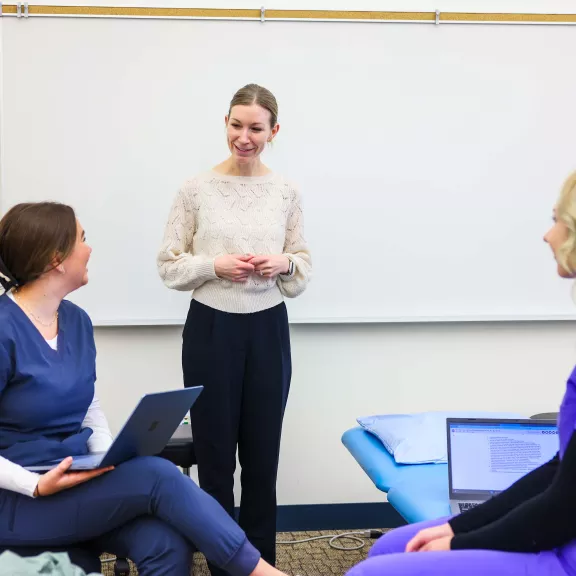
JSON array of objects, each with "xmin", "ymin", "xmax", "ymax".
[{"xmin": 447, "ymin": 417, "xmax": 558, "ymax": 515}]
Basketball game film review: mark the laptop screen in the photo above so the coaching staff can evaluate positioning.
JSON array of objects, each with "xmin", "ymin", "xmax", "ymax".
[{"xmin": 448, "ymin": 420, "xmax": 558, "ymax": 496}]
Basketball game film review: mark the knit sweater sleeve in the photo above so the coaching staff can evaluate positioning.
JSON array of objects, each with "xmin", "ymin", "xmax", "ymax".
[
  {"xmin": 157, "ymin": 183, "xmax": 219, "ymax": 291},
  {"xmin": 278, "ymin": 185, "xmax": 312, "ymax": 298},
  {"xmin": 450, "ymin": 431, "xmax": 576, "ymax": 552}
]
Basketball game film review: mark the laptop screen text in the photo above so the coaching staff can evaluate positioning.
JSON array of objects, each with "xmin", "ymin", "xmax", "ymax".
[{"xmin": 449, "ymin": 422, "xmax": 558, "ymax": 494}]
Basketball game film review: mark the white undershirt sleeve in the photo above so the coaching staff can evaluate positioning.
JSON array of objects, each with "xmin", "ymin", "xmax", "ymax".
[
  {"xmin": 0, "ymin": 456, "xmax": 40, "ymax": 497},
  {"xmin": 83, "ymin": 394, "xmax": 114, "ymax": 453}
]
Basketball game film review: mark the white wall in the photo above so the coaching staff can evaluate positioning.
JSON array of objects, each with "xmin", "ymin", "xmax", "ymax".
[{"xmin": 94, "ymin": 320, "xmax": 576, "ymax": 505}]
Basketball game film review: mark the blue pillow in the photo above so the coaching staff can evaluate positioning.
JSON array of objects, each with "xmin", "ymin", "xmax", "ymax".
[{"xmin": 357, "ymin": 410, "xmax": 525, "ymax": 464}]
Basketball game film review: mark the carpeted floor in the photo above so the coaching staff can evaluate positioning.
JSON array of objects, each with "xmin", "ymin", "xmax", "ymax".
[{"xmin": 100, "ymin": 530, "xmax": 388, "ymax": 575}]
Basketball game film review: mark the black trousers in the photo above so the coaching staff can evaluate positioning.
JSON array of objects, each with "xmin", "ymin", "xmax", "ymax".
[{"xmin": 182, "ymin": 299, "xmax": 292, "ymax": 575}]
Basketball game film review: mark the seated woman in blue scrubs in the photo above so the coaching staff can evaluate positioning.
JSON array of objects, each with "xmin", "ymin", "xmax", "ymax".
[
  {"xmin": 0, "ymin": 201, "xmax": 289, "ymax": 576},
  {"xmin": 347, "ymin": 169, "xmax": 576, "ymax": 576}
]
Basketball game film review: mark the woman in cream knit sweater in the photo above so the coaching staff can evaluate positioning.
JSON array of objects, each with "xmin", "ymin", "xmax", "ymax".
[{"xmin": 158, "ymin": 83, "xmax": 311, "ymax": 576}]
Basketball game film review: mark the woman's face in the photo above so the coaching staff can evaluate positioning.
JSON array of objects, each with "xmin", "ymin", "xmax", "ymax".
[
  {"xmin": 225, "ymin": 104, "xmax": 278, "ymax": 165},
  {"xmin": 60, "ymin": 219, "xmax": 92, "ymax": 290},
  {"xmin": 544, "ymin": 209, "xmax": 573, "ymax": 278}
]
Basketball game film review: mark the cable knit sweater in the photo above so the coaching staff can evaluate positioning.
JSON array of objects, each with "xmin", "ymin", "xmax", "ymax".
[{"xmin": 157, "ymin": 170, "xmax": 312, "ymax": 314}]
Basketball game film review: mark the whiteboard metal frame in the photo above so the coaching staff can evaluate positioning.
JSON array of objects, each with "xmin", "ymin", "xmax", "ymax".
[{"xmin": 90, "ymin": 314, "xmax": 576, "ymax": 326}]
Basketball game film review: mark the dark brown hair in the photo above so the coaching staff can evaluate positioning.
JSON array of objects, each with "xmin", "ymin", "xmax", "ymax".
[
  {"xmin": 0, "ymin": 202, "xmax": 77, "ymax": 290},
  {"xmin": 228, "ymin": 83, "xmax": 279, "ymax": 127}
]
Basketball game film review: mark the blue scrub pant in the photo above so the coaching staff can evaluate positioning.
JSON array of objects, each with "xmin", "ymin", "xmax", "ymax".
[{"xmin": 0, "ymin": 456, "xmax": 261, "ymax": 576}]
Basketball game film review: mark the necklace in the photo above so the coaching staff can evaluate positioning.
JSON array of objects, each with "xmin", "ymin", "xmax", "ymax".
[{"xmin": 13, "ymin": 290, "xmax": 59, "ymax": 327}]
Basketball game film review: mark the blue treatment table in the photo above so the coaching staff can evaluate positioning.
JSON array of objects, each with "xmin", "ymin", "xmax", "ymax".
[{"xmin": 342, "ymin": 427, "xmax": 450, "ymax": 523}]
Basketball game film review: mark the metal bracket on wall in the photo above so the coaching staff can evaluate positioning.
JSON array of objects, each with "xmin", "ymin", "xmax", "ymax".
[{"xmin": 15, "ymin": 2, "xmax": 29, "ymax": 17}]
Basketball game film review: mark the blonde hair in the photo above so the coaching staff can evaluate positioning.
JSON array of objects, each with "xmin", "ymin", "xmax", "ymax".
[
  {"xmin": 228, "ymin": 84, "xmax": 278, "ymax": 128},
  {"xmin": 555, "ymin": 170, "xmax": 576, "ymax": 275}
]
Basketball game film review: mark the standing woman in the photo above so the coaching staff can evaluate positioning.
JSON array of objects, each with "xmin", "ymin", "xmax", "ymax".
[{"xmin": 157, "ymin": 83, "xmax": 312, "ymax": 575}]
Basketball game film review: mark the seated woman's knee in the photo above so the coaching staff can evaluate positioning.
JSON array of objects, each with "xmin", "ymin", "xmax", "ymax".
[{"xmin": 119, "ymin": 455, "xmax": 180, "ymax": 477}]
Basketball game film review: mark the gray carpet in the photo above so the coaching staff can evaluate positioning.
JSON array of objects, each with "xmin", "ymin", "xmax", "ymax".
[{"xmin": 100, "ymin": 530, "xmax": 388, "ymax": 575}]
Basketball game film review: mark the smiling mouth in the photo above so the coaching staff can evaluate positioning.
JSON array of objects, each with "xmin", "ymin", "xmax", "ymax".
[{"xmin": 234, "ymin": 145, "xmax": 255, "ymax": 153}]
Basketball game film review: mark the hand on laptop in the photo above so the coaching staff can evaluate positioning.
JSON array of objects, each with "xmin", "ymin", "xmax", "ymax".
[
  {"xmin": 405, "ymin": 522, "xmax": 454, "ymax": 553},
  {"xmin": 33, "ymin": 457, "xmax": 114, "ymax": 497}
]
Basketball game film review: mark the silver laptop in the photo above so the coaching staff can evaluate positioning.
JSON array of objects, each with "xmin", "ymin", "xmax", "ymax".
[
  {"xmin": 447, "ymin": 417, "xmax": 558, "ymax": 515},
  {"xmin": 25, "ymin": 387, "xmax": 203, "ymax": 472}
]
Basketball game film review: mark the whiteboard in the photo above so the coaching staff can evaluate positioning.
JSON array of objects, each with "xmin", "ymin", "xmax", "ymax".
[{"xmin": 2, "ymin": 16, "xmax": 576, "ymax": 325}]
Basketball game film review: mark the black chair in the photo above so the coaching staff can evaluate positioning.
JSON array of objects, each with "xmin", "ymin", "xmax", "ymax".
[
  {"xmin": 0, "ymin": 425, "xmax": 196, "ymax": 575},
  {"xmin": 158, "ymin": 423, "xmax": 196, "ymax": 475}
]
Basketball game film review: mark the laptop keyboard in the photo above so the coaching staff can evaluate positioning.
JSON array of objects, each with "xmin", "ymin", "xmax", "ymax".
[{"xmin": 458, "ymin": 502, "xmax": 479, "ymax": 512}]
